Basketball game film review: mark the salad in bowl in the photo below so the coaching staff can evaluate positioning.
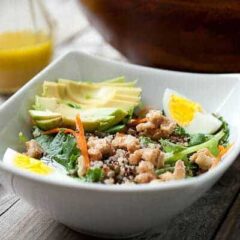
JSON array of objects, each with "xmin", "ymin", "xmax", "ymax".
[
  {"xmin": 3, "ymin": 76, "xmax": 231, "ymax": 185},
  {"xmin": 0, "ymin": 52, "xmax": 239, "ymax": 237}
]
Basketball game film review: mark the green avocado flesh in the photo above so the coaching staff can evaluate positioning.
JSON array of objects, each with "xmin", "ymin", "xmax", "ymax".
[
  {"xmin": 30, "ymin": 77, "xmax": 140, "ymax": 131},
  {"xmin": 42, "ymin": 78, "xmax": 141, "ymax": 111}
]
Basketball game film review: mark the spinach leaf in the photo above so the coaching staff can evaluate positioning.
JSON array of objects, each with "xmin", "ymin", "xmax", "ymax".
[
  {"xmin": 122, "ymin": 107, "xmax": 134, "ymax": 124},
  {"xmin": 155, "ymin": 166, "xmax": 174, "ymax": 175},
  {"xmin": 185, "ymin": 162, "xmax": 199, "ymax": 177},
  {"xmin": 218, "ymin": 116, "xmax": 230, "ymax": 146},
  {"xmin": 35, "ymin": 132, "xmax": 80, "ymax": 171},
  {"xmin": 174, "ymin": 125, "xmax": 189, "ymax": 137},
  {"xmin": 189, "ymin": 133, "xmax": 210, "ymax": 146},
  {"xmin": 84, "ymin": 168, "xmax": 104, "ymax": 183},
  {"xmin": 139, "ymin": 136, "xmax": 158, "ymax": 147},
  {"xmin": 165, "ymin": 130, "xmax": 225, "ymax": 164},
  {"xmin": 160, "ymin": 139, "xmax": 186, "ymax": 153},
  {"xmin": 105, "ymin": 124, "xmax": 125, "ymax": 134},
  {"xmin": 35, "ymin": 134, "xmax": 54, "ymax": 153}
]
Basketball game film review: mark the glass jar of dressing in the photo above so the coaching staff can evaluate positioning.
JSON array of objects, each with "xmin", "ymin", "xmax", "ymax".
[{"xmin": 0, "ymin": 0, "xmax": 53, "ymax": 94}]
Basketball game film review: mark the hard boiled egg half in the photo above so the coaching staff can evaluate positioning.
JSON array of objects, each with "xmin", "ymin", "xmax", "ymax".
[
  {"xmin": 163, "ymin": 89, "xmax": 222, "ymax": 134},
  {"xmin": 3, "ymin": 148, "xmax": 72, "ymax": 181}
]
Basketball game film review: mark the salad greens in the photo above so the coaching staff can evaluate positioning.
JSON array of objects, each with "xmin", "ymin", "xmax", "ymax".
[
  {"xmin": 18, "ymin": 132, "xmax": 28, "ymax": 143},
  {"xmin": 34, "ymin": 130, "xmax": 80, "ymax": 171},
  {"xmin": 15, "ymin": 76, "xmax": 232, "ymax": 185},
  {"xmin": 159, "ymin": 139, "xmax": 186, "ymax": 153},
  {"xmin": 188, "ymin": 133, "xmax": 210, "ymax": 146},
  {"xmin": 83, "ymin": 168, "xmax": 104, "ymax": 183},
  {"xmin": 218, "ymin": 116, "xmax": 230, "ymax": 146},
  {"xmin": 165, "ymin": 130, "xmax": 225, "ymax": 164}
]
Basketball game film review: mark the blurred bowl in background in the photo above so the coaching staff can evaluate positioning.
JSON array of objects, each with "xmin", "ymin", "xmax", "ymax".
[{"xmin": 79, "ymin": 0, "xmax": 240, "ymax": 73}]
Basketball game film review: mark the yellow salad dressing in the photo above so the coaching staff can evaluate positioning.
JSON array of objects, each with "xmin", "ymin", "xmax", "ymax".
[{"xmin": 0, "ymin": 31, "xmax": 53, "ymax": 93}]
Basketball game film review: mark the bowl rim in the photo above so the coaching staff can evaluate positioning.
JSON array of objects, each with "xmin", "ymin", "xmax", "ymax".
[{"xmin": 0, "ymin": 50, "xmax": 240, "ymax": 193}]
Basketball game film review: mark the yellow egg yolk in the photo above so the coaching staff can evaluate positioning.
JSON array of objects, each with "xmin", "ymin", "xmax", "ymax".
[
  {"xmin": 169, "ymin": 95, "xmax": 202, "ymax": 126},
  {"xmin": 14, "ymin": 154, "xmax": 53, "ymax": 175}
]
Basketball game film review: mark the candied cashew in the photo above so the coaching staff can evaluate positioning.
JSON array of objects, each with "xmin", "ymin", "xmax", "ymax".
[
  {"xmin": 190, "ymin": 148, "xmax": 217, "ymax": 171},
  {"xmin": 141, "ymin": 148, "xmax": 165, "ymax": 168},
  {"xmin": 137, "ymin": 161, "xmax": 155, "ymax": 174},
  {"xmin": 112, "ymin": 133, "xmax": 140, "ymax": 153},
  {"xmin": 129, "ymin": 149, "xmax": 142, "ymax": 165},
  {"xmin": 129, "ymin": 148, "xmax": 165, "ymax": 168},
  {"xmin": 25, "ymin": 140, "xmax": 43, "ymax": 159},
  {"xmin": 173, "ymin": 160, "xmax": 186, "ymax": 180},
  {"xmin": 136, "ymin": 110, "xmax": 176, "ymax": 140},
  {"xmin": 87, "ymin": 136, "xmax": 113, "ymax": 161},
  {"xmin": 134, "ymin": 172, "xmax": 156, "ymax": 184},
  {"xmin": 159, "ymin": 160, "xmax": 186, "ymax": 181}
]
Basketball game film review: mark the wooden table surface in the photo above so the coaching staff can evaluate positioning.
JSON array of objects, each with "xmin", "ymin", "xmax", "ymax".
[{"xmin": 0, "ymin": 1, "xmax": 240, "ymax": 239}]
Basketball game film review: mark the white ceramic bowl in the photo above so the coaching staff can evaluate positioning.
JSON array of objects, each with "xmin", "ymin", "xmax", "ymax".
[{"xmin": 0, "ymin": 52, "xmax": 240, "ymax": 238}]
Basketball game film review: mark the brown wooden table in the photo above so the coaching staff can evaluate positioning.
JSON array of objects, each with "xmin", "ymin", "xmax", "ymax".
[{"xmin": 0, "ymin": 156, "xmax": 239, "ymax": 240}]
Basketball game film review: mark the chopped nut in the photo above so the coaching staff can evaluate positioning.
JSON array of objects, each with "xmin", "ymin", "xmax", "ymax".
[
  {"xmin": 112, "ymin": 133, "xmax": 140, "ymax": 152},
  {"xmin": 25, "ymin": 140, "xmax": 43, "ymax": 159},
  {"xmin": 129, "ymin": 148, "xmax": 165, "ymax": 167},
  {"xmin": 190, "ymin": 148, "xmax": 216, "ymax": 170},
  {"xmin": 129, "ymin": 149, "xmax": 142, "ymax": 165},
  {"xmin": 173, "ymin": 160, "xmax": 186, "ymax": 180},
  {"xmin": 136, "ymin": 110, "xmax": 176, "ymax": 140},
  {"xmin": 141, "ymin": 148, "xmax": 164, "ymax": 168},
  {"xmin": 159, "ymin": 160, "xmax": 186, "ymax": 181},
  {"xmin": 134, "ymin": 172, "xmax": 156, "ymax": 183},
  {"xmin": 87, "ymin": 136, "xmax": 113, "ymax": 161},
  {"xmin": 137, "ymin": 161, "xmax": 154, "ymax": 174}
]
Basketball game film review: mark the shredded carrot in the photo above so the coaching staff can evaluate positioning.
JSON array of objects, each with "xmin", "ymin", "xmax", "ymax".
[
  {"xmin": 43, "ymin": 128, "xmax": 76, "ymax": 136},
  {"xmin": 217, "ymin": 144, "xmax": 233, "ymax": 159},
  {"xmin": 75, "ymin": 114, "xmax": 90, "ymax": 168},
  {"xmin": 127, "ymin": 118, "xmax": 147, "ymax": 127}
]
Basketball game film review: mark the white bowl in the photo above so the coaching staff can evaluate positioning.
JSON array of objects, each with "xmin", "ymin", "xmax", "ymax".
[{"xmin": 0, "ymin": 51, "xmax": 240, "ymax": 238}]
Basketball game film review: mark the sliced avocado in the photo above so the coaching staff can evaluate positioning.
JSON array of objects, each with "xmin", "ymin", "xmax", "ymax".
[
  {"xmin": 32, "ymin": 96, "xmax": 128, "ymax": 131},
  {"xmin": 56, "ymin": 80, "xmax": 141, "ymax": 97},
  {"xmin": 99, "ymin": 99, "xmax": 137, "ymax": 112},
  {"xmin": 36, "ymin": 117, "xmax": 63, "ymax": 130},
  {"xmin": 114, "ymin": 94, "xmax": 140, "ymax": 103},
  {"xmin": 29, "ymin": 110, "xmax": 61, "ymax": 120},
  {"xmin": 42, "ymin": 81, "xmax": 61, "ymax": 98},
  {"xmin": 42, "ymin": 81, "xmax": 141, "ymax": 109},
  {"xmin": 35, "ymin": 96, "xmax": 59, "ymax": 111}
]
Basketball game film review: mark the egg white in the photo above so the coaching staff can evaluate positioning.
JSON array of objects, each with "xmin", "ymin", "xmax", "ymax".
[
  {"xmin": 3, "ymin": 148, "xmax": 74, "ymax": 182},
  {"xmin": 163, "ymin": 88, "xmax": 222, "ymax": 134}
]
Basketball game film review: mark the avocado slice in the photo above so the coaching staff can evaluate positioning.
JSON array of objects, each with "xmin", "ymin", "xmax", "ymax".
[
  {"xmin": 32, "ymin": 97, "xmax": 128, "ymax": 131},
  {"xmin": 33, "ymin": 77, "xmax": 141, "ymax": 131},
  {"xmin": 35, "ymin": 117, "xmax": 63, "ymax": 131},
  {"xmin": 41, "ymin": 81, "xmax": 141, "ymax": 110},
  {"xmin": 29, "ymin": 110, "xmax": 61, "ymax": 120}
]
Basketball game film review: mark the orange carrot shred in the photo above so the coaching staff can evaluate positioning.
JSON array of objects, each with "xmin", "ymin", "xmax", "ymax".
[
  {"xmin": 43, "ymin": 128, "xmax": 76, "ymax": 136},
  {"xmin": 75, "ymin": 114, "xmax": 90, "ymax": 168},
  {"xmin": 217, "ymin": 144, "xmax": 233, "ymax": 159}
]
